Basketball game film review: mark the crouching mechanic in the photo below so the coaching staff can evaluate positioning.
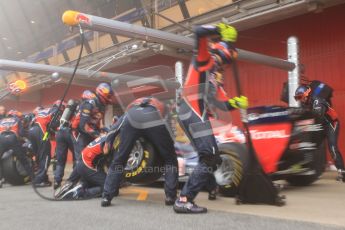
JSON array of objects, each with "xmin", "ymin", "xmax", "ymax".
[
  {"xmin": 0, "ymin": 110, "xmax": 32, "ymax": 187},
  {"xmin": 56, "ymin": 115, "xmax": 123, "ymax": 199},
  {"xmin": 174, "ymin": 23, "xmax": 248, "ymax": 213},
  {"xmin": 295, "ymin": 84, "xmax": 345, "ymax": 181},
  {"xmin": 101, "ymin": 97, "xmax": 178, "ymax": 207},
  {"xmin": 56, "ymin": 132, "xmax": 114, "ymax": 199}
]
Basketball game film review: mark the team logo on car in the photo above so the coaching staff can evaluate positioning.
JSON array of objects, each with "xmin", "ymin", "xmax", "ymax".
[
  {"xmin": 250, "ymin": 130, "xmax": 289, "ymax": 140},
  {"xmin": 249, "ymin": 122, "xmax": 292, "ymax": 173}
]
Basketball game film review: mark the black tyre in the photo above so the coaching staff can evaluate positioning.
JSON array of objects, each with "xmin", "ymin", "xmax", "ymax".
[
  {"xmin": 286, "ymin": 141, "xmax": 326, "ymax": 186},
  {"xmin": 2, "ymin": 152, "xmax": 31, "ymax": 185},
  {"xmin": 124, "ymin": 138, "xmax": 163, "ymax": 184},
  {"xmin": 216, "ymin": 143, "xmax": 249, "ymax": 197}
]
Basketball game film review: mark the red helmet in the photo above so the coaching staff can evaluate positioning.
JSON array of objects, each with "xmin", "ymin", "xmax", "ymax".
[
  {"xmin": 7, "ymin": 110, "xmax": 23, "ymax": 118},
  {"xmin": 96, "ymin": 83, "xmax": 114, "ymax": 104},
  {"xmin": 82, "ymin": 90, "xmax": 97, "ymax": 101}
]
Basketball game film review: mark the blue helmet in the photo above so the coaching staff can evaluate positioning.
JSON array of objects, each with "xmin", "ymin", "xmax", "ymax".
[
  {"xmin": 294, "ymin": 85, "xmax": 311, "ymax": 101},
  {"xmin": 82, "ymin": 90, "xmax": 96, "ymax": 101}
]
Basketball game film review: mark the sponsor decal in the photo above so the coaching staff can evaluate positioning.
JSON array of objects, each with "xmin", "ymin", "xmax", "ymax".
[
  {"xmin": 250, "ymin": 129, "xmax": 289, "ymax": 140},
  {"xmin": 289, "ymin": 142, "xmax": 317, "ymax": 150},
  {"xmin": 248, "ymin": 111, "xmax": 289, "ymax": 121},
  {"xmin": 295, "ymin": 119, "xmax": 314, "ymax": 126},
  {"xmin": 295, "ymin": 124, "xmax": 323, "ymax": 132}
]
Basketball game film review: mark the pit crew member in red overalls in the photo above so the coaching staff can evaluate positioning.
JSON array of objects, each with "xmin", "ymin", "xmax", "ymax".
[{"xmin": 174, "ymin": 23, "xmax": 248, "ymax": 214}]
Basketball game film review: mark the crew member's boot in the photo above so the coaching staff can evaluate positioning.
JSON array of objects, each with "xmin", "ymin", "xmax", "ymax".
[{"xmin": 173, "ymin": 197, "xmax": 207, "ymax": 214}]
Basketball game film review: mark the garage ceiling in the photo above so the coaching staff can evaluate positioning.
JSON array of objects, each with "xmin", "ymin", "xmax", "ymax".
[{"xmin": 0, "ymin": 0, "xmax": 116, "ymax": 60}]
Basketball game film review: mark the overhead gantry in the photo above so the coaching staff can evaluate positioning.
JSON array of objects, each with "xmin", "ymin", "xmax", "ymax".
[{"xmin": 61, "ymin": 10, "xmax": 300, "ymax": 107}]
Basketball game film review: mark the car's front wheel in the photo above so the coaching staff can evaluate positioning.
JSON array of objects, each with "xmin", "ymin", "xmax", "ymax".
[
  {"xmin": 123, "ymin": 138, "xmax": 163, "ymax": 184},
  {"xmin": 215, "ymin": 143, "xmax": 249, "ymax": 197}
]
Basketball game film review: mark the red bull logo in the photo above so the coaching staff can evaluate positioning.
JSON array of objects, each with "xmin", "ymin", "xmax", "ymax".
[{"xmin": 76, "ymin": 14, "xmax": 91, "ymax": 25}]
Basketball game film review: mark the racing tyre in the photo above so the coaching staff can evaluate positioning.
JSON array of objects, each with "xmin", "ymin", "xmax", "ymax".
[
  {"xmin": 124, "ymin": 138, "xmax": 163, "ymax": 184},
  {"xmin": 286, "ymin": 141, "xmax": 326, "ymax": 186},
  {"xmin": 1, "ymin": 151, "xmax": 31, "ymax": 185},
  {"xmin": 216, "ymin": 143, "xmax": 249, "ymax": 197}
]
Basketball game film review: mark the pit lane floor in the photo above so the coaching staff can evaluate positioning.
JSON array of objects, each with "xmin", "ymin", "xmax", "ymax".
[{"xmin": 0, "ymin": 171, "xmax": 344, "ymax": 230}]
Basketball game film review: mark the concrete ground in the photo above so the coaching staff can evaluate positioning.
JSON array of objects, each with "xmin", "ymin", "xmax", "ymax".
[{"xmin": 0, "ymin": 171, "xmax": 344, "ymax": 230}]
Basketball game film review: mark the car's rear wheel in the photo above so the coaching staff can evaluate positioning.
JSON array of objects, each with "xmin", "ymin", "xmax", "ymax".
[
  {"xmin": 286, "ymin": 141, "xmax": 326, "ymax": 186},
  {"xmin": 216, "ymin": 143, "xmax": 249, "ymax": 197}
]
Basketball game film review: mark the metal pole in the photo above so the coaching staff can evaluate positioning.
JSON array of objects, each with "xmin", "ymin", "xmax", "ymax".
[
  {"xmin": 175, "ymin": 61, "xmax": 183, "ymax": 86},
  {"xmin": 0, "ymin": 91, "xmax": 11, "ymax": 102},
  {"xmin": 0, "ymin": 59, "xmax": 117, "ymax": 80},
  {"xmin": 62, "ymin": 11, "xmax": 296, "ymax": 71},
  {"xmin": 0, "ymin": 59, "xmax": 180, "ymax": 91},
  {"xmin": 175, "ymin": 61, "xmax": 183, "ymax": 114},
  {"xmin": 287, "ymin": 36, "xmax": 300, "ymax": 107}
]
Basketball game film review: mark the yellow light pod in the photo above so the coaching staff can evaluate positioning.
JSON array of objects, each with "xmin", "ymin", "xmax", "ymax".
[
  {"xmin": 62, "ymin": 10, "xmax": 80, "ymax": 26},
  {"xmin": 13, "ymin": 80, "xmax": 27, "ymax": 90}
]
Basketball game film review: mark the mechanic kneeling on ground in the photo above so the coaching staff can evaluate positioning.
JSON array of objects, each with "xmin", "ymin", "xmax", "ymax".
[
  {"xmin": 56, "ymin": 132, "xmax": 113, "ymax": 199},
  {"xmin": 0, "ymin": 110, "xmax": 32, "ymax": 187},
  {"xmin": 174, "ymin": 22, "xmax": 248, "ymax": 214},
  {"xmin": 101, "ymin": 97, "xmax": 178, "ymax": 207},
  {"xmin": 56, "ymin": 115, "xmax": 122, "ymax": 199},
  {"xmin": 295, "ymin": 83, "xmax": 345, "ymax": 182}
]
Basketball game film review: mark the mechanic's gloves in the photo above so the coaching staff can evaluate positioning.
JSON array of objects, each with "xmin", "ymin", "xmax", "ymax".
[
  {"xmin": 229, "ymin": 96, "xmax": 248, "ymax": 109},
  {"xmin": 217, "ymin": 23, "xmax": 238, "ymax": 43}
]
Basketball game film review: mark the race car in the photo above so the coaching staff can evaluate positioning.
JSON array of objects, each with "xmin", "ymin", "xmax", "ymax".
[
  {"xmin": 1, "ymin": 105, "xmax": 326, "ymax": 198},
  {"xmin": 120, "ymin": 105, "xmax": 326, "ymax": 196}
]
